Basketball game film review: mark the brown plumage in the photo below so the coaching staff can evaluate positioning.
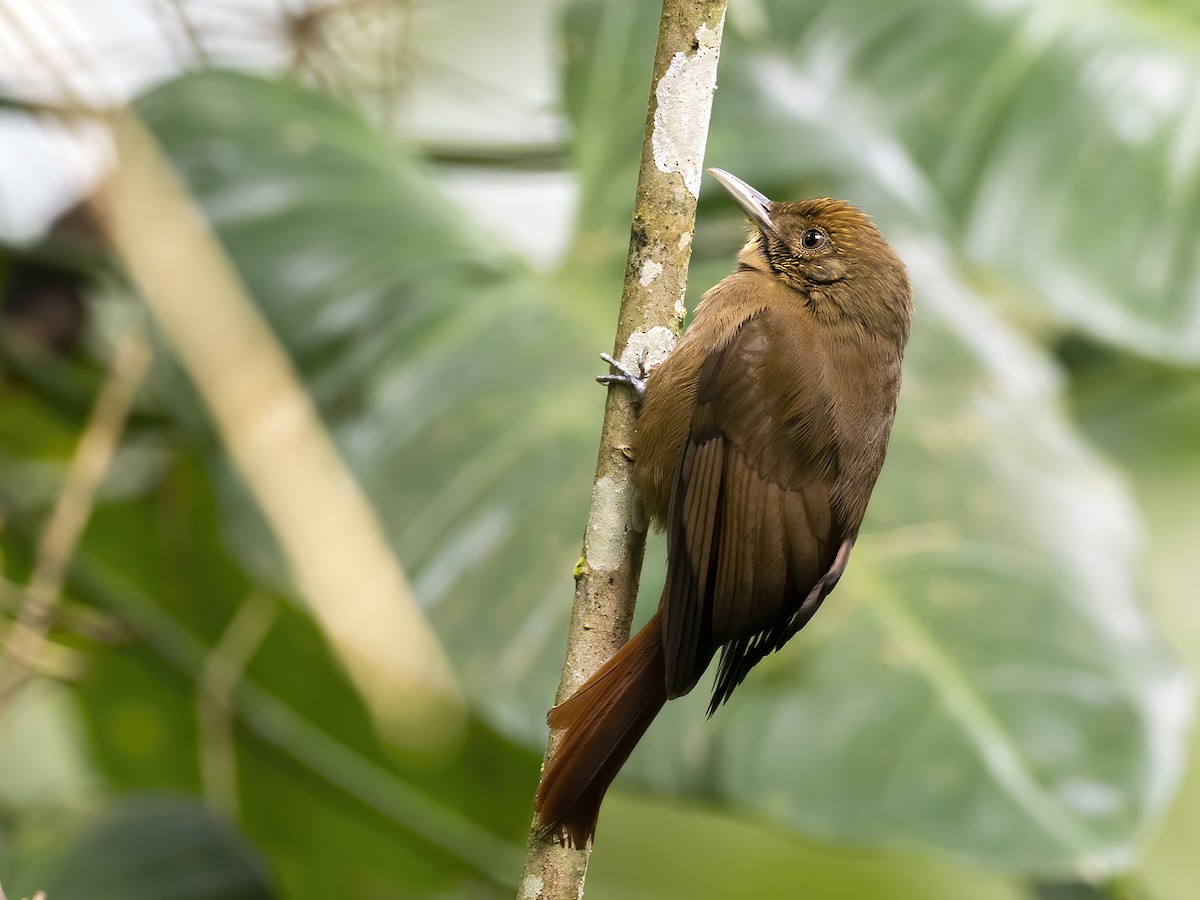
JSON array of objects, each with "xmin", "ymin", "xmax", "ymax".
[{"xmin": 536, "ymin": 169, "xmax": 913, "ymax": 846}]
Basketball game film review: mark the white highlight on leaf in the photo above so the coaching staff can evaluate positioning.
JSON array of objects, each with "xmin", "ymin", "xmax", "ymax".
[{"xmin": 652, "ymin": 17, "xmax": 725, "ymax": 199}]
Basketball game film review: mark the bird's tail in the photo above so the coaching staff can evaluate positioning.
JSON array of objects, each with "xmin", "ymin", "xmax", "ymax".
[{"xmin": 534, "ymin": 612, "xmax": 668, "ymax": 847}]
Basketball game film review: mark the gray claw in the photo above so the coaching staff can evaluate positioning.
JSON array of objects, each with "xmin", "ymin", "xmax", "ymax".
[{"xmin": 596, "ymin": 351, "xmax": 647, "ymax": 399}]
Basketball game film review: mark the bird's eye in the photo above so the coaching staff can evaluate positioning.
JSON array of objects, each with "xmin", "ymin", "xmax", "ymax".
[{"xmin": 801, "ymin": 229, "xmax": 827, "ymax": 250}]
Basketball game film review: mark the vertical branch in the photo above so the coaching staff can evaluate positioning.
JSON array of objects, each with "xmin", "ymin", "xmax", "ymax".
[{"xmin": 519, "ymin": 0, "xmax": 728, "ymax": 896}]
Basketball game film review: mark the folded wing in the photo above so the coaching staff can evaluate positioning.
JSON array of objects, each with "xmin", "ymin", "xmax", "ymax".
[{"xmin": 659, "ymin": 309, "xmax": 849, "ymax": 707}]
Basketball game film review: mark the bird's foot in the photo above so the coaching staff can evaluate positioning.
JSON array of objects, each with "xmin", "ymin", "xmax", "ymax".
[{"xmin": 596, "ymin": 351, "xmax": 646, "ymax": 399}]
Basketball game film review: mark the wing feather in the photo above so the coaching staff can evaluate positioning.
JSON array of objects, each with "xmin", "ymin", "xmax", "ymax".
[
  {"xmin": 662, "ymin": 437, "xmax": 723, "ymax": 696},
  {"xmin": 659, "ymin": 308, "xmax": 847, "ymax": 703}
]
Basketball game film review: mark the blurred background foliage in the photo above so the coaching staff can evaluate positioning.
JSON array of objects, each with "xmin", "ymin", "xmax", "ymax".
[{"xmin": 0, "ymin": 0, "xmax": 1198, "ymax": 898}]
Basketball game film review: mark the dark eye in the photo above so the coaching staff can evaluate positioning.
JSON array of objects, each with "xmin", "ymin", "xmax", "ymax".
[{"xmin": 801, "ymin": 229, "xmax": 827, "ymax": 250}]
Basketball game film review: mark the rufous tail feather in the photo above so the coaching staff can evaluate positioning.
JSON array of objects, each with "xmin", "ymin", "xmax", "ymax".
[{"xmin": 534, "ymin": 612, "xmax": 668, "ymax": 846}]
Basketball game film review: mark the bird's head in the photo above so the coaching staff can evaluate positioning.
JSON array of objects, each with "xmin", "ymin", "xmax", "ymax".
[{"xmin": 708, "ymin": 167, "xmax": 912, "ymax": 344}]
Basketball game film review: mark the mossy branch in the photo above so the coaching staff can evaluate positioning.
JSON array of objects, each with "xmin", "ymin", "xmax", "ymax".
[{"xmin": 518, "ymin": 1, "xmax": 729, "ymax": 897}]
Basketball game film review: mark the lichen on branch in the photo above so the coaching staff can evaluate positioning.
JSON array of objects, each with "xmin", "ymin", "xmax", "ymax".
[{"xmin": 517, "ymin": 1, "xmax": 730, "ymax": 897}]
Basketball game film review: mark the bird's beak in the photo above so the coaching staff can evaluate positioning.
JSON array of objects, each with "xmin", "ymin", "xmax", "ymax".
[{"xmin": 707, "ymin": 167, "xmax": 774, "ymax": 235}]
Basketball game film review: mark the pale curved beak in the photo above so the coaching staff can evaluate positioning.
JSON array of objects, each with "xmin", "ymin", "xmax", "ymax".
[{"xmin": 707, "ymin": 167, "xmax": 774, "ymax": 235}]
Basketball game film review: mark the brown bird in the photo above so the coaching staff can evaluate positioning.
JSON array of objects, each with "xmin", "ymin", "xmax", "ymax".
[{"xmin": 535, "ymin": 168, "xmax": 913, "ymax": 846}]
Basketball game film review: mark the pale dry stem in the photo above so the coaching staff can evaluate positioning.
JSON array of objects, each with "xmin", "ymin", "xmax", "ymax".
[{"xmin": 0, "ymin": 332, "xmax": 151, "ymax": 712}]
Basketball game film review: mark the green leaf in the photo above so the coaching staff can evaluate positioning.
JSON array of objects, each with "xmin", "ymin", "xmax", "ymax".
[
  {"xmin": 2, "ymin": 795, "xmax": 274, "ymax": 900},
  {"xmin": 0, "ymin": 395, "xmax": 530, "ymax": 899},
  {"xmin": 135, "ymin": 69, "xmax": 606, "ymax": 743},
  {"xmin": 561, "ymin": 0, "xmax": 656, "ymax": 258},
  {"xmin": 707, "ymin": 0, "xmax": 1200, "ymax": 360},
  {"xmin": 1063, "ymin": 347, "xmax": 1200, "ymax": 900},
  {"xmin": 62, "ymin": 456, "xmax": 530, "ymax": 898}
]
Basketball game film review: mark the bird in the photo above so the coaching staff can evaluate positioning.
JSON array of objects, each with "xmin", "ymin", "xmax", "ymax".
[{"xmin": 535, "ymin": 168, "xmax": 913, "ymax": 847}]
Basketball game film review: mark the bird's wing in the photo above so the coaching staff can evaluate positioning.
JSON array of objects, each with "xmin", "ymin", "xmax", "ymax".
[{"xmin": 660, "ymin": 308, "xmax": 849, "ymax": 705}]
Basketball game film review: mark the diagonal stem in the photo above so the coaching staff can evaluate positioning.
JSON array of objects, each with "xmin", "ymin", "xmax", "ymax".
[{"xmin": 0, "ymin": 331, "xmax": 151, "ymax": 713}]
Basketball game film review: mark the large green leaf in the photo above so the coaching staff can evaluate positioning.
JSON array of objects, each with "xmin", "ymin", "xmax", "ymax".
[
  {"xmin": 561, "ymin": 0, "xmax": 1200, "ymax": 360},
  {"xmin": 0, "ymin": 453, "xmax": 531, "ymax": 900},
  {"xmin": 0, "ymin": 360, "xmax": 529, "ymax": 900},
  {"xmin": 1, "ymin": 795, "xmax": 274, "ymax": 900},
  {"xmin": 135, "ymin": 70, "xmax": 607, "ymax": 743},
  {"xmin": 73, "ymin": 461, "xmax": 530, "ymax": 899},
  {"xmin": 704, "ymin": 0, "xmax": 1200, "ymax": 360},
  {"xmin": 129, "ymin": 41, "xmax": 1189, "ymax": 876},
  {"xmin": 1063, "ymin": 347, "xmax": 1200, "ymax": 900}
]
